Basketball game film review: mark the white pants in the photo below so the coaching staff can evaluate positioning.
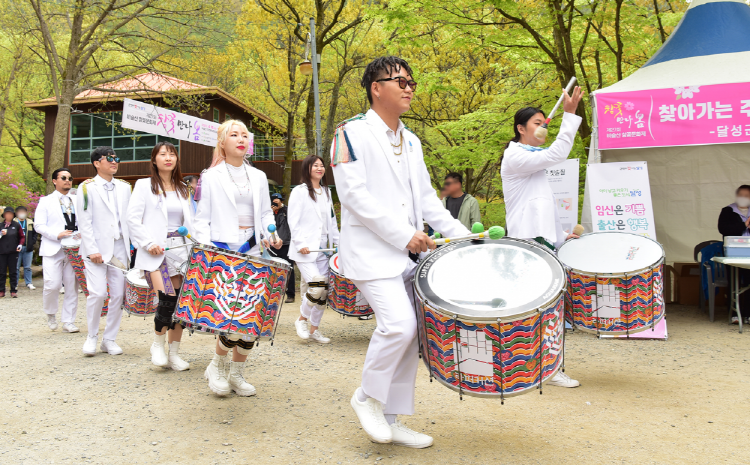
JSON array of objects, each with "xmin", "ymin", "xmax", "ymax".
[
  {"xmin": 42, "ymin": 249, "xmax": 80, "ymax": 323},
  {"xmin": 298, "ymin": 249, "xmax": 330, "ymax": 327},
  {"xmin": 352, "ymin": 260, "xmax": 418, "ymax": 415},
  {"xmin": 84, "ymin": 239, "xmax": 127, "ymax": 341}
]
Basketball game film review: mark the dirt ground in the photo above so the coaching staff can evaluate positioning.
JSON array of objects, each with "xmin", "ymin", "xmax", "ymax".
[{"xmin": 1, "ymin": 277, "xmax": 749, "ymax": 465}]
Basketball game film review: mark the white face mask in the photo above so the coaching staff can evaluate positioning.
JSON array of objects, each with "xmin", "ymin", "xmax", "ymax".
[
  {"xmin": 17, "ymin": 213, "xmax": 26, "ymax": 220},
  {"xmin": 736, "ymin": 197, "xmax": 750, "ymax": 208}
]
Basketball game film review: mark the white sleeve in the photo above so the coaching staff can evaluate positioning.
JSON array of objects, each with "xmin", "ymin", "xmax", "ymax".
[
  {"xmin": 126, "ymin": 181, "xmax": 155, "ymax": 250},
  {"xmin": 76, "ymin": 184, "xmax": 99, "ymax": 255},
  {"xmin": 34, "ymin": 198, "xmax": 61, "ymax": 241},
  {"xmin": 193, "ymin": 173, "xmax": 211, "ymax": 244},
  {"xmin": 287, "ymin": 188, "xmax": 311, "ymax": 251},
  {"xmin": 503, "ymin": 112, "xmax": 582, "ymax": 177}
]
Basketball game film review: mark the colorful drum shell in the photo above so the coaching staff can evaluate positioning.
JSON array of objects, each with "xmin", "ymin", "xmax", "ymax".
[
  {"xmin": 327, "ymin": 253, "xmax": 373, "ymax": 317},
  {"xmin": 558, "ymin": 232, "xmax": 665, "ymax": 335},
  {"xmin": 174, "ymin": 244, "xmax": 290, "ymax": 341},
  {"xmin": 414, "ymin": 238, "xmax": 566, "ymax": 398},
  {"xmin": 124, "ymin": 269, "xmax": 157, "ymax": 316},
  {"xmin": 61, "ymin": 237, "xmax": 109, "ymax": 316}
]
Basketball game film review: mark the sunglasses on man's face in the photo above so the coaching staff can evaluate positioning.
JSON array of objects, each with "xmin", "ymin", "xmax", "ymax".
[
  {"xmin": 57, "ymin": 175, "xmax": 72, "ymax": 181},
  {"xmin": 99, "ymin": 155, "xmax": 120, "ymax": 164},
  {"xmin": 375, "ymin": 76, "xmax": 418, "ymax": 91}
]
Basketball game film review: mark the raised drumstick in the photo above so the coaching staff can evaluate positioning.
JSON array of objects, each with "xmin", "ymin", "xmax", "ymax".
[
  {"xmin": 534, "ymin": 77, "xmax": 577, "ymax": 141},
  {"xmin": 433, "ymin": 225, "xmax": 505, "ymax": 245}
]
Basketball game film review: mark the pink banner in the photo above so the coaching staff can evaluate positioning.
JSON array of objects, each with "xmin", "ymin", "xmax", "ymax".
[{"xmin": 596, "ymin": 82, "xmax": 750, "ymax": 149}]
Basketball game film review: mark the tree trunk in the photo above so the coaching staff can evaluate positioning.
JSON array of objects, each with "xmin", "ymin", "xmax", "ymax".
[
  {"xmin": 46, "ymin": 85, "xmax": 76, "ymax": 193},
  {"xmin": 282, "ymin": 112, "xmax": 295, "ymax": 199}
]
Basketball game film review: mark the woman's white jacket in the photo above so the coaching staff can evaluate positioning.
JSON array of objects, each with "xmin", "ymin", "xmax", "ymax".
[{"xmin": 288, "ymin": 184, "xmax": 340, "ymax": 263}]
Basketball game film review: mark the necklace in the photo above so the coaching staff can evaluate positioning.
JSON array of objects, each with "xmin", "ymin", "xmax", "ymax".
[
  {"xmin": 226, "ymin": 163, "xmax": 251, "ymax": 195},
  {"xmin": 391, "ymin": 131, "xmax": 404, "ymax": 156},
  {"xmin": 314, "ymin": 186, "xmax": 323, "ymax": 195}
]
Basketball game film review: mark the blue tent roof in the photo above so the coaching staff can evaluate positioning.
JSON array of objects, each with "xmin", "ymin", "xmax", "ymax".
[{"xmin": 643, "ymin": 0, "xmax": 750, "ymax": 67}]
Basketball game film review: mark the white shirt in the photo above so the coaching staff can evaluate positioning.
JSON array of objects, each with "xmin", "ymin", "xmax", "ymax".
[
  {"xmin": 315, "ymin": 189, "xmax": 329, "ymax": 237},
  {"xmin": 165, "ymin": 191, "xmax": 184, "ymax": 232},
  {"xmin": 381, "ymin": 117, "xmax": 416, "ymax": 227},
  {"xmin": 226, "ymin": 163, "xmax": 255, "ymax": 227},
  {"xmin": 95, "ymin": 175, "xmax": 121, "ymax": 238},
  {"xmin": 55, "ymin": 189, "xmax": 74, "ymax": 216}
]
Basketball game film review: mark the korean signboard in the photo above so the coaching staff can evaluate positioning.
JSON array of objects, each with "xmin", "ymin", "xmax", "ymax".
[
  {"xmin": 545, "ymin": 158, "xmax": 579, "ymax": 235},
  {"xmin": 595, "ymin": 82, "xmax": 750, "ymax": 150},
  {"xmin": 587, "ymin": 161, "xmax": 656, "ymax": 239}
]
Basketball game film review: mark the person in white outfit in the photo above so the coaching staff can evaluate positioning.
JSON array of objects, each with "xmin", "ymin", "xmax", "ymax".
[
  {"xmin": 76, "ymin": 147, "xmax": 132, "ymax": 356},
  {"xmin": 193, "ymin": 119, "xmax": 283, "ymax": 397},
  {"xmin": 500, "ymin": 87, "xmax": 584, "ymax": 388},
  {"xmin": 288, "ymin": 155, "xmax": 340, "ymax": 344},
  {"xmin": 34, "ymin": 168, "xmax": 83, "ymax": 333},
  {"xmin": 126, "ymin": 142, "xmax": 194, "ymax": 371},
  {"xmin": 332, "ymin": 56, "xmax": 469, "ymax": 448}
]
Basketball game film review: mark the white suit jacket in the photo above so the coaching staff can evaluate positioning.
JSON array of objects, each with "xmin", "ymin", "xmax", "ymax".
[
  {"xmin": 332, "ymin": 109, "xmax": 469, "ymax": 281},
  {"xmin": 287, "ymin": 184, "xmax": 340, "ymax": 263},
  {"xmin": 76, "ymin": 175, "xmax": 132, "ymax": 262},
  {"xmin": 501, "ymin": 112, "xmax": 582, "ymax": 249},
  {"xmin": 34, "ymin": 190, "xmax": 78, "ymax": 257},
  {"xmin": 193, "ymin": 161, "xmax": 276, "ymax": 245},
  {"xmin": 126, "ymin": 178, "xmax": 194, "ymax": 272}
]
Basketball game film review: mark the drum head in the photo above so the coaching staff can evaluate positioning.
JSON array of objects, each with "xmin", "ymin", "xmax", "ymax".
[
  {"xmin": 126, "ymin": 268, "xmax": 148, "ymax": 287},
  {"xmin": 557, "ymin": 232, "xmax": 664, "ymax": 275},
  {"xmin": 415, "ymin": 238, "xmax": 565, "ymax": 321},
  {"xmin": 329, "ymin": 253, "xmax": 341, "ymax": 274},
  {"xmin": 60, "ymin": 236, "xmax": 81, "ymax": 248}
]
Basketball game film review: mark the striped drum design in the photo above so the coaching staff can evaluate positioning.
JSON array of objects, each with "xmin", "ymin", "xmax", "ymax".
[
  {"xmin": 327, "ymin": 253, "xmax": 373, "ymax": 317},
  {"xmin": 62, "ymin": 237, "xmax": 110, "ymax": 316}
]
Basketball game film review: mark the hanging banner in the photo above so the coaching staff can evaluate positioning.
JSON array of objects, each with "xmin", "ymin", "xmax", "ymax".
[
  {"xmin": 587, "ymin": 161, "xmax": 656, "ymax": 239},
  {"xmin": 545, "ymin": 158, "xmax": 579, "ymax": 235},
  {"xmin": 595, "ymin": 81, "xmax": 750, "ymax": 149}
]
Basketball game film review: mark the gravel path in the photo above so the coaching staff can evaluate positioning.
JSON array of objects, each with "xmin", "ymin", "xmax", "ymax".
[{"xmin": 1, "ymin": 277, "xmax": 748, "ymax": 465}]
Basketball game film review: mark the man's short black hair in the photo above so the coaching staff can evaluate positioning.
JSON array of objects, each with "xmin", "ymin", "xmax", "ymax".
[
  {"xmin": 445, "ymin": 172, "xmax": 463, "ymax": 185},
  {"xmin": 51, "ymin": 167, "xmax": 72, "ymax": 180},
  {"xmin": 361, "ymin": 56, "xmax": 413, "ymax": 105},
  {"xmin": 90, "ymin": 146, "xmax": 115, "ymax": 166}
]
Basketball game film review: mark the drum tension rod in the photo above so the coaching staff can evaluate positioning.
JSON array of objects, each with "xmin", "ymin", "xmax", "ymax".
[
  {"xmin": 498, "ymin": 318, "xmax": 504, "ymax": 405},
  {"xmin": 537, "ymin": 308, "xmax": 543, "ymax": 396},
  {"xmin": 453, "ymin": 313, "xmax": 463, "ymax": 401}
]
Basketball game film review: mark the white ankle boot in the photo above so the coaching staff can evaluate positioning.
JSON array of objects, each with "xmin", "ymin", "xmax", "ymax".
[
  {"xmin": 168, "ymin": 341, "xmax": 189, "ymax": 371},
  {"xmin": 204, "ymin": 354, "xmax": 231, "ymax": 396},
  {"xmin": 150, "ymin": 333, "xmax": 168, "ymax": 367},
  {"xmin": 229, "ymin": 361, "xmax": 256, "ymax": 396}
]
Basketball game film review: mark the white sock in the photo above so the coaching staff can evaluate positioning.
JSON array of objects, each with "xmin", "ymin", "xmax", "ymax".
[
  {"xmin": 384, "ymin": 414, "xmax": 396, "ymax": 425},
  {"xmin": 47, "ymin": 314, "xmax": 56, "ymax": 322},
  {"xmin": 356, "ymin": 387, "xmax": 369, "ymax": 403}
]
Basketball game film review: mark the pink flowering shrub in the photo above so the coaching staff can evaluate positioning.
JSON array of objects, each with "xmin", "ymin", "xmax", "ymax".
[{"xmin": 0, "ymin": 168, "xmax": 41, "ymax": 215}]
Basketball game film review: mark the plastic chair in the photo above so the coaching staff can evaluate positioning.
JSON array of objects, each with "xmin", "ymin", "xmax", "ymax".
[
  {"xmin": 694, "ymin": 240, "xmax": 721, "ymax": 262},
  {"xmin": 698, "ymin": 242, "xmax": 728, "ymax": 322},
  {"xmin": 696, "ymin": 240, "xmax": 722, "ymax": 311}
]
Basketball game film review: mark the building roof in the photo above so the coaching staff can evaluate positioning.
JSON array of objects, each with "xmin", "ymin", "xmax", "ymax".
[{"xmin": 25, "ymin": 72, "xmax": 285, "ymax": 134}]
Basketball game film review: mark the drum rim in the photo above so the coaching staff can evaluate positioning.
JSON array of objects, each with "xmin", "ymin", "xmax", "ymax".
[
  {"xmin": 189, "ymin": 243, "xmax": 292, "ymax": 271},
  {"xmin": 414, "ymin": 237, "xmax": 566, "ymax": 322},
  {"xmin": 558, "ymin": 231, "xmax": 665, "ymax": 277},
  {"xmin": 328, "ymin": 253, "xmax": 345, "ymax": 278},
  {"xmin": 427, "ymin": 363, "xmax": 563, "ymax": 398}
]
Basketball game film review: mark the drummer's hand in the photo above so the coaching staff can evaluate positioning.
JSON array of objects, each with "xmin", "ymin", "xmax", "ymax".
[
  {"xmin": 272, "ymin": 238, "xmax": 283, "ymax": 249},
  {"xmin": 407, "ymin": 231, "xmax": 435, "ymax": 254},
  {"xmin": 89, "ymin": 253, "xmax": 103, "ymax": 264},
  {"xmin": 57, "ymin": 230, "xmax": 73, "ymax": 240},
  {"xmin": 566, "ymin": 233, "xmax": 580, "ymax": 241},
  {"xmin": 563, "ymin": 86, "xmax": 583, "ymax": 114},
  {"xmin": 261, "ymin": 239, "xmax": 270, "ymax": 250},
  {"xmin": 147, "ymin": 244, "xmax": 163, "ymax": 256},
  {"xmin": 299, "ymin": 247, "xmax": 310, "ymax": 255}
]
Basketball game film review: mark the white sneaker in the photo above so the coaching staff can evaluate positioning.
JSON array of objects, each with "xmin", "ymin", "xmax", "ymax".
[
  {"xmin": 732, "ymin": 316, "xmax": 739, "ymax": 324},
  {"xmin": 59, "ymin": 287, "xmax": 65, "ymax": 294},
  {"xmin": 167, "ymin": 341, "xmax": 190, "ymax": 371},
  {"xmin": 547, "ymin": 371, "xmax": 580, "ymax": 388},
  {"xmin": 100, "ymin": 339, "xmax": 123, "ymax": 355},
  {"xmin": 359, "ymin": 314, "xmax": 373, "ymax": 320},
  {"xmin": 228, "ymin": 361, "xmax": 256, "ymax": 396},
  {"xmin": 204, "ymin": 354, "xmax": 231, "ymax": 396},
  {"xmin": 26, "ymin": 283, "xmax": 36, "ymax": 290},
  {"xmin": 350, "ymin": 389, "xmax": 392, "ymax": 443},
  {"xmin": 151, "ymin": 334, "xmax": 168, "ymax": 367},
  {"xmin": 309, "ymin": 329, "xmax": 330, "ymax": 344},
  {"xmin": 390, "ymin": 421, "xmax": 434, "ymax": 449},
  {"xmin": 62, "ymin": 323, "xmax": 79, "ymax": 333},
  {"xmin": 295, "ymin": 317, "xmax": 310, "ymax": 340},
  {"xmin": 47, "ymin": 315, "xmax": 58, "ymax": 331},
  {"xmin": 82, "ymin": 335, "xmax": 97, "ymax": 356}
]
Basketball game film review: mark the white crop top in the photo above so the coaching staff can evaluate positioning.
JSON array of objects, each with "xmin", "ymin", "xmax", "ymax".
[{"xmin": 165, "ymin": 191, "xmax": 184, "ymax": 232}]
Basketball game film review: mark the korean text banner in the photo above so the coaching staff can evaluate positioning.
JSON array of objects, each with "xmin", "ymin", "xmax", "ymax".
[
  {"xmin": 545, "ymin": 158, "xmax": 579, "ymax": 235},
  {"xmin": 587, "ymin": 161, "xmax": 656, "ymax": 239},
  {"xmin": 596, "ymin": 82, "xmax": 750, "ymax": 149}
]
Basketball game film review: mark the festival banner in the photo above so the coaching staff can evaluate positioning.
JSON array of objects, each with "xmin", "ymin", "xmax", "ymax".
[
  {"xmin": 595, "ymin": 82, "xmax": 750, "ymax": 149},
  {"xmin": 545, "ymin": 158, "xmax": 579, "ymax": 235},
  {"xmin": 587, "ymin": 161, "xmax": 656, "ymax": 239}
]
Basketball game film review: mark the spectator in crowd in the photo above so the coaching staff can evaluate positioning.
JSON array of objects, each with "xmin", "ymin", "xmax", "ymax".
[
  {"xmin": 718, "ymin": 184, "xmax": 750, "ymax": 324},
  {"xmin": 15, "ymin": 206, "xmax": 36, "ymax": 290},
  {"xmin": 271, "ymin": 193, "xmax": 295, "ymax": 302},
  {"xmin": 184, "ymin": 175, "xmax": 198, "ymax": 190},
  {"xmin": 0, "ymin": 206, "xmax": 25, "ymax": 298},
  {"xmin": 441, "ymin": 172, "xmax": 481, "ymax": 230}
]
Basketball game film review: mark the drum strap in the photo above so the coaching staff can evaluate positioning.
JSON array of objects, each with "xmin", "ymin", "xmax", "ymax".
[
  {"xmin": 308, "ymin": 280, "xmax": 328, "ymax": 289},
  {"xmin": 144, "ymin": 261, "xmax": 176, "ymax": 296},
  {"xmin": 533, "ymin": 236, "xmax": 556, "ymax": 252},
  {"xmin": 305, "ymin": 293, "xmax": 327, "ymax": 306}
]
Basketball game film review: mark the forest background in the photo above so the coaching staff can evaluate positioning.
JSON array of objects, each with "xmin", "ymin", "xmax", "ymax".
[{"xmin": 0, "ymin": 0, "xmax": 690, "ymax": 226}]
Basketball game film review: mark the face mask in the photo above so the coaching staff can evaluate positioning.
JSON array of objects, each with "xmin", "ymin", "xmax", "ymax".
[
  {"xmin": 17, "ymin": 213, "xmax": 26, "ymax": 220},
  {"xmin": 736, "ymin": 197, "xmax": 750, "ymax": 208}
]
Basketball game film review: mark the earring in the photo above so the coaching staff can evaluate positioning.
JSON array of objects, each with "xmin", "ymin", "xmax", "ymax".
[{"xmin": 378, "ymin": 95, "xmax": 381, "ymax": 100}]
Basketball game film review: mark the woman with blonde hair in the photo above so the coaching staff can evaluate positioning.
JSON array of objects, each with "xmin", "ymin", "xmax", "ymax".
[{"xmin": 193, "ymin": 119, "xmax": 282, "ymax": 397}]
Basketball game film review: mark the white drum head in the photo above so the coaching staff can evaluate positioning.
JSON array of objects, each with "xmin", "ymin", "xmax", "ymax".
[
  {"xmin": 60, "ymin": 236, "xmax": 81, "ymax": 248},
  {"xmin": 126, "ymin": 268, "xmax": 149, "ymax": 288},
  {"xmin": 329, "ymin": 253, "xmax": 341, "ymax": 274},
  {"xmin": 557, "ymin": 232, "xmax": 664, "ymax": 274}
]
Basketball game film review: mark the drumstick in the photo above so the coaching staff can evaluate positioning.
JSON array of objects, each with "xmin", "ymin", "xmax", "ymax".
[
  {"xmin": 432, "ymin": 222, "xmax": 483, "ymax": 240},
  {"xmin": 177, "ymin": 226, "xmax": 197, "ymax": 243},
  {"xmin": 267, "ymin": 224, "xmax": 279, "ymax": 244},
  {"xmin": 534, "ymin": 77, "xmax": 577, "ymax": 141},
  {"xmin": 164, "ymin": 243, "xmax": 193, "ymax": 251},
  {"xmin": 85, "ymin": 257, "xmax": 129, "ymax": 273},
  {"xmin": 432, "ymin": 225, "xmax": 505, "ymax": 245},
  {"xmin": 308, "ymin": 248, "xmax": 337, "ymax": 253}
]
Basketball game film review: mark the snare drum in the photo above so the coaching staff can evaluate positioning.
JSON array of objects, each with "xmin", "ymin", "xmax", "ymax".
[
  {"xmin": 124, "ymin": 269, "xmax": 158, "ymax": 316},
  {"xmin": 328, "ymin": 253, "xmax": 373, "ymax": 317},
  {"xmin": 174, "ymin": 244, "xmax": 291, "ymax": 341},
  {"xmin": 557, "ymin": 232, "xmax": 665, "ymax": 335},
  {"xmin": 414, "ymin": 238, "xmax": 566, "ymax": 398},
  {"xmin": 61, "ymin": 236, "xmax": 110, "ymax": 316}
]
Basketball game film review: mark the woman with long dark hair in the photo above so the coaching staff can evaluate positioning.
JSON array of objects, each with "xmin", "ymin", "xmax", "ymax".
[
  {"xmin": 126, "ymin": 141, "xmax": 194, "ymax": 370},
  {"xmin": 288, "ymin": 155, "xmax": 340, "ymax": 343}
]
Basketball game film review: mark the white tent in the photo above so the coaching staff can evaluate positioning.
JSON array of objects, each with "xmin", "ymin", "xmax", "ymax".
[{"xmin": 584, "ymin": 0, "xmax": 750, "ymax": 263}]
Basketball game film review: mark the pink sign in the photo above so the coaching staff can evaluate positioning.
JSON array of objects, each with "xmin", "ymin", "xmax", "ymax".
[{"xmin": 596, "ymin": 82, "xmax": 750, "ymax": 149}]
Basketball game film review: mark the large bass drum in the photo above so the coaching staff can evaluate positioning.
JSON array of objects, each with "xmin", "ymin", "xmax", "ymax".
[{"xmin": 414, "ymin": 237, "xmax": 566, "ymax": 399}]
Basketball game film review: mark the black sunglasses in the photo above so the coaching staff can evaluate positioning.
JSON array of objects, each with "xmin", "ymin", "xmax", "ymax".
[
  {"xmin": 99, "ymin": 155, "xmax": 120, "ymax": 163},
  {"xmin": 57, "ymin": 175, "xmax": 73, "ymax": 181},
  {"xmin": 375, "ymin": 76, "xmax": 418, "ymax": 91}
]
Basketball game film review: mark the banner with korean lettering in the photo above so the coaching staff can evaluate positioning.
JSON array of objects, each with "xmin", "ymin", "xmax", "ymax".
[
  {"xmin": 545, "ymin": 158, "xmax": 579, "ymax": 235},
  {"xmin": 595, "ymin": 82, "xmax": 750, "ymax": 150},
  {"xmin": 587, "ymin": 161, "xmax": 656, "ymax": 239}
]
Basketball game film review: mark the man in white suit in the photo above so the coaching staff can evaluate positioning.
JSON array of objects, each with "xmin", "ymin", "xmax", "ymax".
[
  {"xmin": 34, "ymin": 167, "xmax": 82, "ymax": 332},
  {"xmin": 76, "ymin": 147, "xmax": 132, "ymax": 356},
  {"xmin": 332, "ymin": 56, "xmax": 470, "ymax": 448}
]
